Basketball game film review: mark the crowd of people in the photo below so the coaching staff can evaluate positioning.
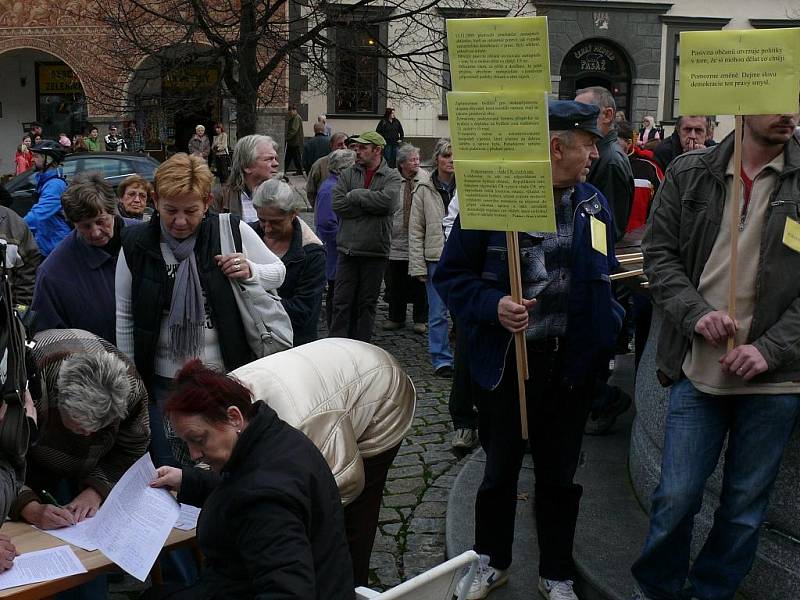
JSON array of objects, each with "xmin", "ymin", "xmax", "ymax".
[{"xmin": 0, "ymin": 93, "xmax": 797, "ymax": 600}]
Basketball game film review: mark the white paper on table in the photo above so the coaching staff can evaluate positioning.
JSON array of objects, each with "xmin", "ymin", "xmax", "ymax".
[
  {"xmin": 0, "ymin": 545, "xmax": 86, "ymax": 590},
  {"xmin": 175, "ymin": 504, "xmax": 201, "ymax": 531},
  {"xmin": 90, "ymin": 453, "xmax": 180, "ymax": 581},
  {"xmin": 37, "ymin": 519, "xmax": 98, "ymax": 551}
]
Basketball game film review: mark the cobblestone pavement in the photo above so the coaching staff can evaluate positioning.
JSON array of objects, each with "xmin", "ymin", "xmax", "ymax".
[{"xmin": 109, "ymin": 205, "xmax": 465, "ymax": 597}]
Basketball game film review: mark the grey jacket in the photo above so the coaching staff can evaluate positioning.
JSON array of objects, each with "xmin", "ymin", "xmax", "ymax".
[
  {"xmin": 332, "ymin": 159, "xmax": 403, "ymax": 258},
  {"xmin": 643, "ymin": 131, "xmax": 800, "ymax": 384}
]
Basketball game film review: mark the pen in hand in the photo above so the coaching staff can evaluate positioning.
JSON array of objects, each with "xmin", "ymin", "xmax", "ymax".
[
  {"xmin": 40, "ymin": 490, "xmax": 62, "ymax": 508},
  {"xmin": 39, "ymin": 490, "xmax": 75, "ymax": 527}
]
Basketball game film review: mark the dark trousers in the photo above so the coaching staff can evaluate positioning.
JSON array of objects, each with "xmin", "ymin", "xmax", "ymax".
[
  {"xmin": 385, "ymin": 260, "xmax": 427, "ymax": 324},
  {"xmin": 474, "ymin": 344, "xmax": 592, "ymax": 580},
  {"xmin": 344, "ymin": 444, "xmax": 401, "ymax": 586},
  {"xmin": 329, "ymin": 254, "xmax": 388, "ymax": 342},
  {"xmin": 285, "ymin": 145, "xmax": 304, "ymax": 175},
  {"xmin": 449, "ymin": 321, "xmax": 479, "ymax": 430}
]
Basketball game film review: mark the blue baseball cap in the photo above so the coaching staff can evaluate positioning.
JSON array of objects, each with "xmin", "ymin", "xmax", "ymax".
[{"xmin": 548, "ymin": 100, "xmax": 603, "ymax": 138}]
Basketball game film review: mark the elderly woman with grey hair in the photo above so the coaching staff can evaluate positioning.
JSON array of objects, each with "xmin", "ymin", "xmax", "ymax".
[
  {"xmin": 212, "ymin": 134, "xmax": 280, "ymax": 220},
  {"xmin": 314, "ymin": 149, "xmax": 356, "ymax": 327},
  {"xmin": 251, "ymin": 179, "xmax": 326, "ymax": 345},
  {"xmin": 13, "ymin": 328, "xmax": 149, "ymax": 529},
  {"xmin": 31, "ymin": 172, "xmax": 129, "ymax": 344},
  {"xmin": 384, "ymin": 143, "xmax": 429, "ymax": 333}
]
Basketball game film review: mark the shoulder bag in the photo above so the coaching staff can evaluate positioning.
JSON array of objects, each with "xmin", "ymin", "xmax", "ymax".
[{"xmin": 218, "ymin": 213, "xmax": 293, "ymax": 357}]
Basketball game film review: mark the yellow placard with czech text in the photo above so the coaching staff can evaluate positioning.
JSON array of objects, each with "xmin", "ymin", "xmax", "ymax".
[
  {"xmin": 679, "ymin": 28, "xmax": 800, "ymax": 115},
  {"xmin": 447, "ymin": 91, "xmax": 551, "ymax": 161},
  {"xmin": 446, "ymin": 17, "xmax": 551, "ymax": 92},
  {"xmin": 590, "ymin": 216, "xmax": 607, "ymax": 256},
  {"xmin": 454, "ymin": 160, "xmax": 555, "ymax": 232},
  {"xmin": 782, "ymin": 217, "xmax": 800, "ymax": 254}
]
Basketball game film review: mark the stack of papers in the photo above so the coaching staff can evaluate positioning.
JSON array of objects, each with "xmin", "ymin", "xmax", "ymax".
[{"xmin": 0, "ymin": 545, "xmax": 85, "ymax": 590}]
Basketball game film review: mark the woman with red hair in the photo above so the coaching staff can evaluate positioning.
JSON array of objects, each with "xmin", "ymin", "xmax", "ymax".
[{"xmin": 148, "ymin": 359, "xmax": 353, "ymax": 600}]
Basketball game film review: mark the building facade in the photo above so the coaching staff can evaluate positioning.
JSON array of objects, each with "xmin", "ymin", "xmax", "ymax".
[{"xmin": 1, "ymin": 0, "xmax": 798, "ymax": 175}]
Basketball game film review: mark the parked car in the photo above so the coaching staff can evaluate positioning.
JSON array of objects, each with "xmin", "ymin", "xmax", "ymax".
[{"xmin": 3, "ymin": 152, "xmax": 160, "ymax": 217}]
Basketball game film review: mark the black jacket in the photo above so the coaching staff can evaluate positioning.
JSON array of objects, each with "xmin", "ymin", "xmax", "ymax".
[
  {"xmin": 653, "ymin": 130, "xmax": 683, "ymax": 171},
  {"xmin": 120, "ymin": 214, "xmax": 254, "ymax": 384},
  {"xmin": 178, "ymin": 401, "xmax": 354, "ymax": 600},
  {"xmin": 303, "ymin": 134, "xmax": 331, "ymax": 174},
  {"xmin": 251, "ymin": 218, "xmax": 326, "ymax": 346},
  {"xmin": 586, "ymin": 129, "xmax": 634, "ymax": 240},
  {"xmin": 376, "ymin": 118, "xmax": 404, "ymax": 145}
]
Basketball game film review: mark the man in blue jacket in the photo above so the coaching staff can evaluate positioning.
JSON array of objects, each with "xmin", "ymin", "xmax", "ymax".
[
  {"xmin": 434, "ymin": 101, "xmax": 624, "ymax": 600},
  {"xmin": 23, "ymin": 140, "xmax": 70, "ymax": 257}
]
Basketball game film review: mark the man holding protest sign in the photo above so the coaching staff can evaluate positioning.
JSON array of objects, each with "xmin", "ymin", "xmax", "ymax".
[
  {"xmin": 631, "ymin": 108, "xmax": 800, "ymax": 599},
  {"xmin": 434, "ymin": 100, "xmax": 624, "ymax": 600}
]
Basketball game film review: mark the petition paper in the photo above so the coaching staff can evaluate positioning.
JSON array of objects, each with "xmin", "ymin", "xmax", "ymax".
[{"xmin": 0, "ymin": 545, "xmax": 86, "ymax": 590}]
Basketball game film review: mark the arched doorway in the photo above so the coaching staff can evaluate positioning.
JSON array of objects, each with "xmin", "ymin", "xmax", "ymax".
[
  {"xmin": 558, "ymin": 39, "xmax": 633, "ymax": 117},
  {"xmin": 0, "ymin": 48, "xmax": 88, "ymax": 170},
  {"xmin": 127, "ymin": 46, "xmax": 222, "ymax": 157}
]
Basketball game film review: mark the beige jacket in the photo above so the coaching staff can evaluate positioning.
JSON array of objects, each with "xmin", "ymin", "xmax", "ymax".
[
  {"xmin": 230, "ymin": 338, "xmax": 416, "ymax": 505},
  {"xmin": 389, "ymin": 169, "xmax": 429, "ymax": 261},
  {"xmin": 407, "ymin": 174, "xmax": 446, "ymax": 277}
]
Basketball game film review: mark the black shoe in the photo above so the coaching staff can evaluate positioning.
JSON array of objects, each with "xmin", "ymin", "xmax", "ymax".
[
  {"xmin": 435, "ymin": 365, "xmax": 454, "ymax": 378},
  {"xmin": 585, "ymin": 388, "xmax": 632, "ymax": 435}
]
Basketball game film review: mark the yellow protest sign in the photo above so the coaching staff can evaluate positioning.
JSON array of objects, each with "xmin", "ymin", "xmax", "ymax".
[
  {"xmin": 782, "ymin": 217, "xmax": 800, "ymax": 254},
  {"xmin": 680, "ymin": 28, "xmax": 800, "ymax": 115},
  {"xmin": 446, "ymin": 17, "xmax": 551, "ymax": 92},
  {"xmin": 447, "ymin": 91, "xmax": 550, "ymax": 161},
  {"xmin": 455, "ymin": 160, "xmax": 555, "ymax": 232}
]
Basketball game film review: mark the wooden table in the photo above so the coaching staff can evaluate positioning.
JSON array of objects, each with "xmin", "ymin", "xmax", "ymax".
[{"xmin": 0, "ymin": 521, "xmax": 196, "ymax": 599}]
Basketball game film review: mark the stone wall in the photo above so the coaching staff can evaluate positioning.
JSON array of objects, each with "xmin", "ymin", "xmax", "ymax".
[
  {"xmin": 631, "ymin": 309, "xmax": 800, "ymax": 599},
  {"xmin": 535, "ymin": 0, "xmax": 667, "ymax": 125}
]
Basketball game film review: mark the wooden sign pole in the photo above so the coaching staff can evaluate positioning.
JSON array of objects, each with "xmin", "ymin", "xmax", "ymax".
[
  {"xmin": 506, "ymin": 231, "xmax": 529, "ymax": 440},
  {"xmin": 727, "ymin": 115, "xmax": 744, "ymax": 352}
]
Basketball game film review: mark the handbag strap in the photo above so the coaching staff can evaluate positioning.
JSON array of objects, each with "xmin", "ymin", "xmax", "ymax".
[{"xmin": 218, "ymin": 213, "xmax": 238, "ymax": 255}]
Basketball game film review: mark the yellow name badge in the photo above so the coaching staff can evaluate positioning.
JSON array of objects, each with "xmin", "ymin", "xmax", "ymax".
[
  {"xmin": 782, "ymin": 217, "xmax": 800, "ymax": 253},
  {"xmin": 590, "ymin": 215, "xmax": 607, "ymax": 256}
]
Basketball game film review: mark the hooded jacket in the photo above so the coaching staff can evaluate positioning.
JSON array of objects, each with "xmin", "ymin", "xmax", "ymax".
[{"xmin": 23, "ymin": 168, "xmax": 69, "ymax": 257}]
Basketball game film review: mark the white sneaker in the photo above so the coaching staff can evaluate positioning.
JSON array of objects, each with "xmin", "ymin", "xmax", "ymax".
[
  {"xmin": 452, "ymin": 428, "xmax": 479, "ymax": 450},
  {"xmin": 538, "ymin": 576, "xmax": 578, "ymax": 600},
  {"xmin": 455, "ymin": 554, "xmax": 508, "ymax": 600}
]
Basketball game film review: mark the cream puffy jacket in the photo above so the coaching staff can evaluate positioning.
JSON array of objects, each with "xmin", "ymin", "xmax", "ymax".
[{"xmin": 230, "ymin": 338, "xmax": 416, "ymax": 505}]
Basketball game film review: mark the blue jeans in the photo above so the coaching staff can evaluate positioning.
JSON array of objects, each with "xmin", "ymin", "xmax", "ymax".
[
  {"xmin": 632, "ymin": 378, "xmax": 800, "ymax": 600},
  {"xmin": 425, "ymin": 261, "xmax": 453, "ymax": 370}
]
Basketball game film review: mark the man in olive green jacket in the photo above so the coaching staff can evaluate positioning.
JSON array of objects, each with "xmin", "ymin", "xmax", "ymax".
[
  {"xmin": 330, "ymin": 131, "xmax": 403, "ymax": 342},
  {"xmin": 632, "ymin": 113, "xmax": 800, "ymax": 600}
]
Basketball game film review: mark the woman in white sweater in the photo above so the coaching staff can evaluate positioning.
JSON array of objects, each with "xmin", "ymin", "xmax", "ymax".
[{"xmin": 115, "ymin": 153, "xmax": 285, "ymax": 468}]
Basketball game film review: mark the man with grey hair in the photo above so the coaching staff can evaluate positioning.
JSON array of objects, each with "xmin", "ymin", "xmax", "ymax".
[
  {"xmin": 12, "ymin": 328, "xmax": 149, "ymax": 531},
  {"xmin": 575, "ymin": 86, "xmax": 635, "ymax": 436},
  {"xmin": 435, "ymin": 101, "xmax": 623, "ymax": 600},
  {"xmin": 574, "ymin": 86, "xmax": 634, "ymax": 239},
  {"xmin": 653, "ymin": 115, "xmax": 709, "ymax": 170},
  {"xmin": 384, "ymin": 143, "xmax": 428, "ymax": 333},
  {"xmin": 212, "ymin": 134, "xmax": 280, "ymax": 220},
  {"xmin": 303, "ymin": 121, "xmax": 331, "ymax": 174}
]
